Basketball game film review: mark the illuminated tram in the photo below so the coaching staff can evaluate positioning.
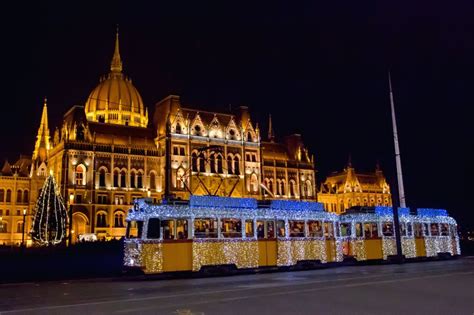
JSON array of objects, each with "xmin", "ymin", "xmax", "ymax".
[
  {"xmin": 124, "ymin": 196, "xmax": 341, "ymax": 274},
  {"xmin": 338, "ymin": 207, "xmax": 461, "ymax": 261},
  {"xmin": 124, "ymin": 196, "xmax": 460, "ymax": 275}
]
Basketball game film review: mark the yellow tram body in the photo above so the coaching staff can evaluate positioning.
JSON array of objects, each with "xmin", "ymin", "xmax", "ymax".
[{"xmin": 124, "ymin": 197, "xmax": 460, "ymax": 274}]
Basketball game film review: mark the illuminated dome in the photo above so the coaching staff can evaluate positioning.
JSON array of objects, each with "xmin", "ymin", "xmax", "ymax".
[{"xmin": 84, "ymin": 32, "xmax": 148, "ymax": 127}]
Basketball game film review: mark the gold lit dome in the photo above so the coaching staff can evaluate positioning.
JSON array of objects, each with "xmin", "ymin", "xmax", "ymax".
[{"xmin": 84, "ymin": 31, "xmax": 148, "ymax": 127}]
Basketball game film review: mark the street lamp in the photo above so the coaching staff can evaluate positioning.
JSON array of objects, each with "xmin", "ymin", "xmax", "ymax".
[
  {"xmin": 68, "ymin": 193, "xmax": 74, "ymax": 246},
  {"xmin": 21, "ymin": 208, "xmax": 27, "ymax": 248}
]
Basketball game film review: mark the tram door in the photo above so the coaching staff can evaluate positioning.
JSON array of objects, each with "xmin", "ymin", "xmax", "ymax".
[{"xmin": 257, "ymin": 220, "xmax": 277, "ymax": 266}]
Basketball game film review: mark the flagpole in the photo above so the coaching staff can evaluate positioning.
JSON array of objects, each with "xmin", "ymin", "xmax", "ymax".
[{"xmin": 389, "ymin": 71, "xmax": 404, "ymax": 262}]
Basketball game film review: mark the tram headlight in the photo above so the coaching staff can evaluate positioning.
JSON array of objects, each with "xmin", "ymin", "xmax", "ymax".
[{"xmin": 130, "ymin": 258, "xmax": 134, "ymax": 265}]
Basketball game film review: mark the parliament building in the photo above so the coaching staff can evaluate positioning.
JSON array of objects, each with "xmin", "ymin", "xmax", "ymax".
[{"xmin": 0, "ymin": 32, "xmax": 317, "ymax": 244}]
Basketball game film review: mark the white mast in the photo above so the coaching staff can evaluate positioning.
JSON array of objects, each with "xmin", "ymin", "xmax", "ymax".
[{"xmin": 389, "ymin": 72, "xmax": 406, "ymax": 208}]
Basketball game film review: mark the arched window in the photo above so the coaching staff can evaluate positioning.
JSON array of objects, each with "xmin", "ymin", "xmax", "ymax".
[
  {"xmin": 16, "ymin": 190, "xmax": 22, "ymax": 203},
  {"xmin": 75, "ymin": 164, "xmax": 86, "ymax": 186},
  {"xmin": 217, "ymin": 154, "xmax": 223, "ymax": 173},
  {"xmin": 114, "ymin": 212, "xmax": 124, "ymax": 227},
  {"xmin": 175, "ymin": 123, "xmax": 182, "ymax": 134},
  {"xmin": 150, "ymin": 172, "xmax": 156, "ymax": 190},
  {"xmin": 0, "ymin": 189, "xmax": 4, "ymax": 202},
  {"xmin": 306, "ymin": 180, "xmax": 312, "ymax": 197},
  {"xmin": 280, "ymin": 180, "xmax": 286, "ymax": 196},
  {"xmin": 96, "ymin": 213, "xmax": 107, "ymax": 227},
  {"xmin": 209, "ymin": 153, "xmax": 216, "ymax": 173},
  {"xmin": 247, "ymin": 132, "xmax": 253, "ymax": 142},
  {"xmin": 233, "ymin": 156, "xmax": 240, "ymax": 175},
  {"xmin": 227, "ymin": 155, "xmax": 233, "ymax": 174},
  {"xmin": 289, "ymin": 180, "xmax": 296, "ymax": 197},
  {"xmin": 137, "ymin": 172, "xmax": 143, "ymax": 188},
  {"xmin": 0, "ymin": 221, "xmax": 7, "ymax": 233},
  {"xmin": 198, "ymin": 153, "xmax": 206, "ymax": 172},
  {"xmin": 191, "ymin": 152, "xmax": 198, "ymax": 172},
  {"xmin": 120, "ymin": 170, "xmax": 126, "ymax": 188},
  {"xmin": 193, "ymin": 124, "xmax": 202, "ymax": 136},
  {"xmin": 269, "ymin": 180, "xmax": 274, "ymax": 194},
  {"xmin": 113, "ymin": 170, "xmax": 119, "ymax": 187},
  {"xmin": 23, "ymin": 190, "xmax": 29, "ymax": 203},
  {"xmin": 17, "ymin": 221, "xmax": 24, "ymax": 233},
  {"xmin": 250, "ymin": 174, "xmax": 258, "ymax": 193},
  {"xmin": 99, "ymin": 169, "xmax": 106, "ymax": 187},
  {"xmin": 130, "ymin": 170, "xmax": 136, "ymax": 188},
  {"xmin": 6, "ymin": 190, "xmax": 11, "ymax": 203}
]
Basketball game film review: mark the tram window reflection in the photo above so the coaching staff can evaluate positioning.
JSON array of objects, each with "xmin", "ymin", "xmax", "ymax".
[
  {"xmin": 245, "ymin": 220, "xmax": 254, "ymax": 238},
  {"xmin": 334, "ymin": 222, "xmax": 340, "ymax": 237},
  {"xmin": 400, "ymin": 223, "xmax": 407, "ymax": 237},
  {"xmin": 276, "ymin": 220, "xmax": 286, "ymax": 237},
  {"xmin": 364, "ymin": 222, "xmax": 378, "ymax": 238},
  {"xmin": 430, "ymin": 223, "xmax": 440, "ymax": 236},
  {"xmin": 406, "ymin": 222, "xmax": 413, "ymax": 237},
  {"xmin": 146, "ymin": 219, "xmax": 159, "ymax": 239},
  {"xmin": 324, "ymin": 222, "xmax": 334, "ymax": 238},
  {"xmin": 308, "ymin": 220, "xmax": 323, "ymax": 237},
  {"xmin": 267, "ymin": 221, "xmax": 276, "ymax": 238},
  {"xmin": 176, "ymin": 219, "xmax": 188, "ymax": 239},
  {"xmin": 414, "ymin": 223, "xmax": 423, "ymax": 237},
  {"xmin": 340, "ymin": 223, "xmax": 351, "ymax": 237},
  {"xmin": 194, "ymin": 218, "xmax": 218, "ymax": 238},
  {"xmin": 289, "ymin": 220, "xmax": 305, "ymax": 237},
  {"xmin": 257, "ymin": 220, "xmax": 265, "ymax": 239},
  {"xmin": 128, "ymin": 220, "xmax": 144, "ymax": 239},
  {"xmin": 382, "ymin": 222, "xmax": 394, "ymax": 236},
  {"xmin": 355, "ymin": 222, "xmax": 363, "ymax": 237},
  {"xmin": 440, "ymin": 223, "xmax": 449, "ymax": 236},
  {"xmin": 221, "ymin": 218, "xmax": 242, "ymax": 238},
  {"xmin": 422, "ymin": 223, "xmax": 430, "ymax": 236},
  {"xmin": 162, "ymin": 220, "xmax": 176, "ymax": 240}
]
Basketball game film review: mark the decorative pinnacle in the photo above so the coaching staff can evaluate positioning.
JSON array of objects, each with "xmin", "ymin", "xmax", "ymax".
[{"xmin": 110, "ymin": 25, "xmax": 122, "ymax": 73}]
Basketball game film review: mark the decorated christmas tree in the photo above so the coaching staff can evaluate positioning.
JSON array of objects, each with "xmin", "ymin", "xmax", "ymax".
[{"xmin": 31, "ymin": 174, "xmax": 68, "ymax": 246}]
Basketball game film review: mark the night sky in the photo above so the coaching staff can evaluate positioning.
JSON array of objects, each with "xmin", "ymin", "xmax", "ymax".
[{"xmin": 3, "ymin": 1, "xmax": 473, "ymax": 229}]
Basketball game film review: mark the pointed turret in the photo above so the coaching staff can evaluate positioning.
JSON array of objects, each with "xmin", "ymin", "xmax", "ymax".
[
  {"xmin": 110, "ymin": 26, "xmax": 123, "ymax": 73},
  {"xmin": 32, "ymin": 98, "xmax": 51, "ymax": 163},
  {"xmin": 268, "ymin": 114, "xmax": 275, "ymax": 142}
]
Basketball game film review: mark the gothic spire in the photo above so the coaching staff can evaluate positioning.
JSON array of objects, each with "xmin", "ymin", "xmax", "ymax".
[
  {"xmin": 268, "ymin": 114, "xmax": 275, "ymax": 142},
  {"xmin": 110, "ymin": 26, "xmax": 123, "ymax": 73},
  {"xmin": 33, "ymin": 98, "xmax": 51, "ymax": 162}
]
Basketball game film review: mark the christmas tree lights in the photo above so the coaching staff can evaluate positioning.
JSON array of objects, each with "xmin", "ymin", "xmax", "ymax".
[{"xmin": 31, "ymin": 174, "xmax": 68, "ymax": 246}]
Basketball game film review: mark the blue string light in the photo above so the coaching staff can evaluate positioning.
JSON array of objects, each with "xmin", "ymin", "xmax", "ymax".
[
  {"xmin": 270, "ymin": 200, "xmax": 324, "ymax": 211},
  {"xmin": 190, "ymin": 195, "xmax": 257, "ymax": 209},
  {"xmin": 417, "ymin": 208, "xmax": 448, "ymax": 217}
]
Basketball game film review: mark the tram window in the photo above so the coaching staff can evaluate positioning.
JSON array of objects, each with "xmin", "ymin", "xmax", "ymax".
[
  {"xmin": 194, "ymin": 218, "xmax": 218, "ymax": 238},
  {"xmin": 308, "ymin": 220, "xmax": 323, "ymax": 237},
  {"xmin": 324, "ymin": 222, "xmax": 334, "ymax": 238},
  {"xmin": 276, "ymin": 220, "xmax": 286, "ymax": 237},
  {"xmin": 289, "ymin": 220, "xmax": 305, "ymax": 237},
  {"xmin": 127, "ymin": 220, "xmax": 144, "ymax": 239},
  {"xmin": 407, "ymin": 223, "xmax": 413, "ymax": 237},
  {"xmin": 364, "ymin": 222, "xmax": 378, "ymax": 238},
  {"xmin": 266, "ymin": 220, "xmax": 276, "ymax": 238},
  {"xmin": 430, "ymin": 223, "xmax": 440, "ymax": 236},
  {"xmin": 162, "ymin": 220, "xmax": 176, "ymax": 240},
  {"xmin": 355, "ymin": 223, "xmax": 363, "ymax": 237},
  {"xmin": 221, "ymin": 218, "xmax": 242, "ymax": 238},
  {"xmin": 450, "ymin": 225, "xmax": 457, "ymax": 237},
  {"xmin": 422, "ymin": 223, "xmax": 430, "ymax": 236},
  {"xmin": 257, "ymin": 220, "xmax": 265, "ymax": 239},
  {"xmin": 146, "ymin": 219, "xmax": 160, "ymax": 239},
  {"xmin": 340, "ymin": 223, "xmax": 351, "ymax": 237},
  {"xmin": 334, "ymin": 222, "xmax": 340, "ymax": 237},
  {"xmin": 176, "ymin": 219, "xmax": 188, "ymax": 239},
  {"xmin": 400, "ymin": 223, "xmax": 407, "ymax": 237},
  {"xmin": 440, "ymin": 223, "xmax": 449, "ymax": 236},
  {"xmin": 414, "ymin": 223, "xmax": 423, "ymax": 237},
  {"xmin": 245, "ymin": 220, "xmax": 254, "ymax": 238},
  {"xmin": 382, "ymin": 222, "xmax": 394, "ymax": 236}
]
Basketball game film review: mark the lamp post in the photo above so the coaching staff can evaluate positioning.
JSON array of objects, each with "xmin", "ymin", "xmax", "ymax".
[
  {"xmin": 21, "ymin": 208, "xmax": 27, "ymax": 249},
  {"xmin": 68, "ymin": 193, "xmax": 74, "ymax": 246}
]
